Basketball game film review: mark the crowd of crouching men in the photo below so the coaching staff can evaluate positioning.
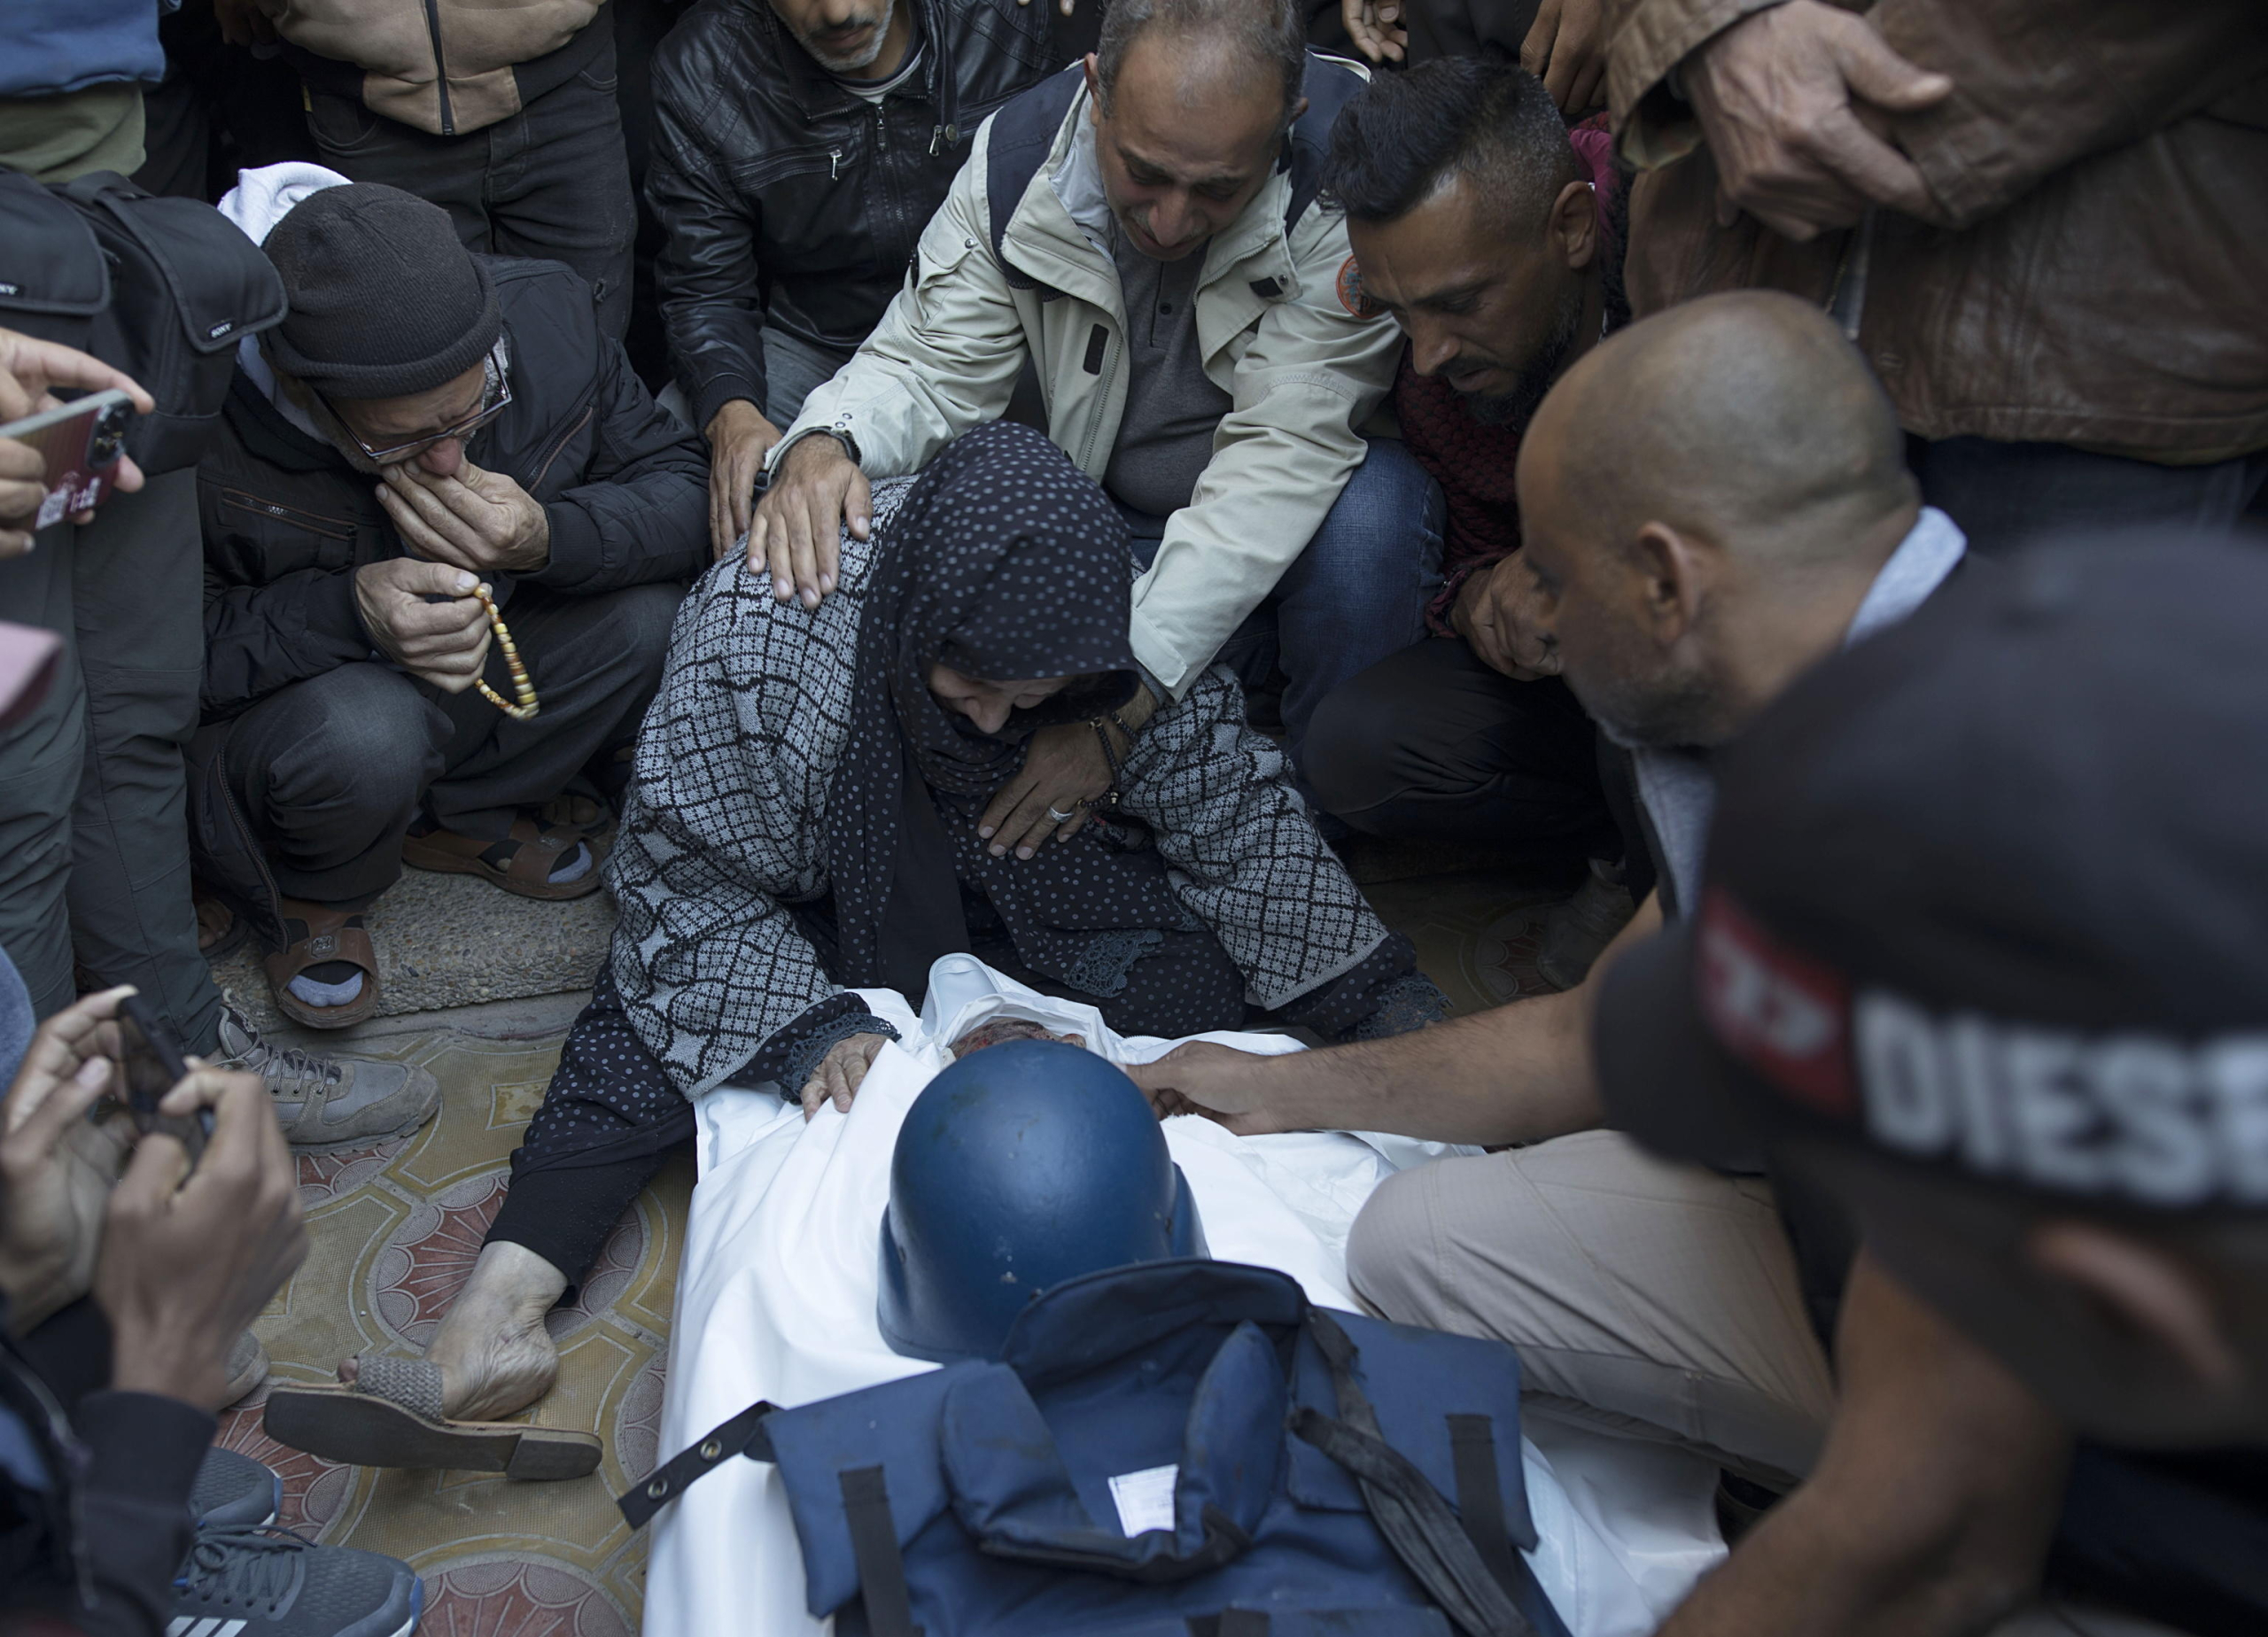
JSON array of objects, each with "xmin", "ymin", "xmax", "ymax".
[{"xmin": 0, "ymin": 0, "xmax": 2263, "ymax": 1631}]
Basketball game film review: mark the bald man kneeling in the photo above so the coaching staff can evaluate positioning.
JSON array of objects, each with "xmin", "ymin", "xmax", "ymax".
[{"xmin": 1133, "ymin": 290, "xmax": 1968, "ymax": 1486}]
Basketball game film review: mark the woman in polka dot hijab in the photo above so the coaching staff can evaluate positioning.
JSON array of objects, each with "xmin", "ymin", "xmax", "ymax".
[
  {"xmin": 604, "ymin": 421, "xmax": 1446, "ymax": 1103},
  {"xmin": 827, "ymin": 420, "xmax": 1191, "ymax": 1005}
]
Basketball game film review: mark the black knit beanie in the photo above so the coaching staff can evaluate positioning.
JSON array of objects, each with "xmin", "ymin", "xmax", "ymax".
[{"xmin": 263, "ymin": 183, "xmax": 501, "ymax": 400}]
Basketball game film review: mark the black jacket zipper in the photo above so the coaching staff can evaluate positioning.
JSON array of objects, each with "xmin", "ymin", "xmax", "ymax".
[{"xmin": 423, "ymin": 0, "xmax": 456, "ymax": 135}]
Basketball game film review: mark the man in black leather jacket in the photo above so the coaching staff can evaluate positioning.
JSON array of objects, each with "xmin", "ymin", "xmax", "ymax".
[
  {"xmin": 648, "ymin": 0, "xmax": 1060, "ymax": 555},
  {"xmin": 193, "ymin": 183, "xmax": 708, "ymax": 1031}
]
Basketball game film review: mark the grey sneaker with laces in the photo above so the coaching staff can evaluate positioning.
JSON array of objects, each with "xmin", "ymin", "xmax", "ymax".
[
  {"xmin": 190, "ymin": 1447, "xmax": 279, "ymax": 1529},
  {"xmin": 210, "ymin": 1004, "xmax": 439, "ymax": 1151},
  {"xmin": 170, "ymin": 1523, "xmax": 420, "ymax": 1637}
]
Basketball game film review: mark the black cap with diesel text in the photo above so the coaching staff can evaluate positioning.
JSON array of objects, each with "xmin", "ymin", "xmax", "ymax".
[{"xmin": 1594, "ymin": 531, "xmax": 2268, "ymax": 1216}]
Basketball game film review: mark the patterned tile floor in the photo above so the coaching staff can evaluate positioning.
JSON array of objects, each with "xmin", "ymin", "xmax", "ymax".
[{"xmin": 217, "ymin": 865, "xmax": 1569, "ymax": 1631}]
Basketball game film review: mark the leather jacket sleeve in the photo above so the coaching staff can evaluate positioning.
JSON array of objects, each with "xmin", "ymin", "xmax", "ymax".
[
  {"xmin": 1605, "ymin": 0, "xmax": 2268, "ymax": 228},
  {"xmin": 1871, "ymin": 0, "xmax": 2268, "ymax": 229},
  {"xmin": 770, "ymin": 144, "xmax": 1029, "ymax": 484},
  {"xmin": 649, "ymin": 87, "xmax": 773, "ymax": 437},
  {"xmin": 534, "ymin": 336, "xmax": 713, "ymax": 594}
]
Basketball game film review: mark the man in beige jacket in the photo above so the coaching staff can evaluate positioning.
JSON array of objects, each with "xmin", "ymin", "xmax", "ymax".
[
  {"xmin": 214, "ymin": 0, "xmax": 634, "ymax": 339},
  {"xmin": 749, "ymin": 0, "xmax": 1426, "ymax": 855},
  {"xmin": 1602, "ymin": 0, "xmax": 2268, "ymax": 555}
]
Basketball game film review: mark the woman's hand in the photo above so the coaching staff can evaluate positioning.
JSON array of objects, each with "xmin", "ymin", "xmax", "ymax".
[
  {"xmin": 979, "ymin": 722, "xmax": 1112, "ymax": 859},
  {"xmin": 799, "ymin": 1032, "xmax": 889, "ymax": 1120},
  {"xmin": 0, "ymin": 986, "xmax": 145, "ymax": 1333}
]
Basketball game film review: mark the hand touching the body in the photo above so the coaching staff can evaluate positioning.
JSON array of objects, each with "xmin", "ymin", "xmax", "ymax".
[
  {"xmin": 1685, "ymin": 0, "xmax": 1953, "ymax": 240},
  {"xmin": 1130, "ymin": 1042, "xmax": 1289, "ymax": 1137},
  {"xmin": 1452, "ymin": 556, "xmax": 1560, "ymax": 680},
  {"xmin": 799, "ymin": 1033, "xmax": 890, "ymax": 1120},
  {"xmin": 354, "ymin": 557, "xmax": 492, "ymax": 692},
  {"xmin": 377, "ymin": 458, "xmax": 550, "ymax": 575},
  {"xmin": 749, "ymin": 434, "xmax": 870, "ymax": 607}
]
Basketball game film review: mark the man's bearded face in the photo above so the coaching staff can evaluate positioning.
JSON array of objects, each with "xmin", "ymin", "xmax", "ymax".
[
  {"xmin": 1461, "ymin": 276, "xmax": 1585, "ymax": 433},
  {"xmin": 777, "ymin": 0, "xmax": 895, "ymax": 73}
]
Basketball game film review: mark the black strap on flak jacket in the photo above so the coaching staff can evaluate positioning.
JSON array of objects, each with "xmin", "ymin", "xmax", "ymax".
[
  {"xmin": 1292, "ymin": 1308, "xmax": 1566, "ymax": 1637},
  {"xmin": 983, "ymin": 53, "xmax": 1368, "ymax": 299},
  {"xmin": 626, "ymin": 1305, "xmax": 1571, "ymax": 1637}
]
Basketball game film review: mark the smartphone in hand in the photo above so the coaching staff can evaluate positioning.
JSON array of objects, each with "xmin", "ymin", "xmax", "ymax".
[
  {"xmin": 0, "ymin": 388, "xmax": 135, "ymax": 529},
  {"xmin": 115, "ymin": 993, "xmax": 212, "ymax": 1169}
]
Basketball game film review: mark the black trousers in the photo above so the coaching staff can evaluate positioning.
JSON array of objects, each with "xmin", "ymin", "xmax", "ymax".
[
  {"xmin": 1302, "ymin": 636, "xmax": 1619, "ymax": 864},
  {"xmin": 0, "ymin": 473, "xmax": 225, "ymax": 1051},
  {"xmin": 220, "ymin": 581, "xmax": 679, "ymax": 910},
  {"xmin": 1911, "ymin": 436, "xmax": 2268, "ymax": 557},
  {"xmin": 303, "ymin": 20, "xmax": 637, "ymax": 341}
]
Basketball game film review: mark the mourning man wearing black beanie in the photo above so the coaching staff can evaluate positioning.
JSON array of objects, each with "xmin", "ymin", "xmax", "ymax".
[{"xmin": 194, "ymin": 182, "xmax": 709, "ymax": 1030}]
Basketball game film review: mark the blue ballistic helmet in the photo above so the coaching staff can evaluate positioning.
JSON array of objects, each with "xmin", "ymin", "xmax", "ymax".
[{"xmin": 878, "ymin": 1039, "xmax": 1207, "ymax": 1362}]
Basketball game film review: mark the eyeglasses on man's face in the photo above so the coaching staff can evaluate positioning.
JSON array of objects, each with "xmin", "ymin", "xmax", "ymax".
[{"xmin": 320, "ymin": 359, "xmax": 513, "ymax": 465}]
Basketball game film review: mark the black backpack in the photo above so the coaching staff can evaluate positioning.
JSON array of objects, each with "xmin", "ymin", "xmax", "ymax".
[{"xmin": 0, "ymin": 168, "xmax": 284, "ymax": 477}]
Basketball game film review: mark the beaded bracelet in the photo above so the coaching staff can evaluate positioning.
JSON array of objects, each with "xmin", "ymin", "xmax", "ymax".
[
  {"xmin": 1087, "ymin": 709, "xmax": 1130, "ymax": 809},
  {"xmin": 472, "ymin": 584, "xmax": 540, "ymax": 720}
]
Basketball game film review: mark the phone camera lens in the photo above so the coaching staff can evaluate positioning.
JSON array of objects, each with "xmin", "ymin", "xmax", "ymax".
[{"xmin": 89, "ymin": 404, "xmax": 128, "ymax": 467}]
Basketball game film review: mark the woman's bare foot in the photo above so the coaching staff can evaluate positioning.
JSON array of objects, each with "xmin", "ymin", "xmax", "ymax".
[{"xmin": 340, "ymin": 1241, "xmax": 568, "ymax": 1421}]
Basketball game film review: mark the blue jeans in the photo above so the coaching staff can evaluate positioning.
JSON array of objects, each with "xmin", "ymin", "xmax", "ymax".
[
  {"xmin": 0, "ymin": 948, "xmax": 31, "ymax": 1090},
  {"xmin": 1126, "ymin": 438, "xmax": 1445, "ymax": 772},
  {"xmin": 758, "ymin": 329, "xmax": 857, "ymax": 429},
  {"xmin": 655, "ymin": 328, "xmax": 854, "ymax": 436}
]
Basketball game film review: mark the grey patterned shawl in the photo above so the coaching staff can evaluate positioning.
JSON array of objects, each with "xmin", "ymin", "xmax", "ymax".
[{"xmin": 604, "ymin": 479, "xmax": 1393, "ymax": 1097}]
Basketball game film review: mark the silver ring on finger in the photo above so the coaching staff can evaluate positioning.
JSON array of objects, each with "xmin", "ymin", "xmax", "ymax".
[{"xmin": 1046, "ymin": 805, "xmax": 1077, "ymax": 825}]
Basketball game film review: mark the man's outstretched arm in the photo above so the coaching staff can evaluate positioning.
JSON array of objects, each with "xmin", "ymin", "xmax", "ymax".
[{"xmin": 1132, "ymin": 890, "xmax": 1659, "ymax": 1145}]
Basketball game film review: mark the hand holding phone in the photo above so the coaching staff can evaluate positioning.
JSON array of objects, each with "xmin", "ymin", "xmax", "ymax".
[
  {"xmin": 0, "ymin": 390, "xmax": 136, "ymax": 547},
  {"xmin": 115, "ymin": 993, "xmax": 214, "ymax": 1168},
  {"xmin": 0, "ymin": 326, "xmax": 155, "ymax": 557},
  {"xmin": 0, "ymin": 987, "xmax": 144, "ymax": 1333}
]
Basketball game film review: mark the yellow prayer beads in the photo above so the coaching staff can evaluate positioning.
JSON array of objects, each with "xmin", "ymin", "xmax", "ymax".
[{"xmin": 473, "ymin": 584, "xmax": 540, "ymax": 720}]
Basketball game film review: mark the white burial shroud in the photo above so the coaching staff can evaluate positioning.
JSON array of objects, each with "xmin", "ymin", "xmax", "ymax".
[{"xmin": 643, "ymin": 955, "xmax": 1727, "ymax": 1637}]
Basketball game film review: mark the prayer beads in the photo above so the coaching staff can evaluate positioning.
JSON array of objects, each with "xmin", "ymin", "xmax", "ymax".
[{"xmin": 472, "ymin": 583, "xmax": 540, "ymax": 720}]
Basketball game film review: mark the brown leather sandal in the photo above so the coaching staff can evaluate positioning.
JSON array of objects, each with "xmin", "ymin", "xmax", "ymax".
[
  {"xmin": 535, "ymin": 789, "xmax": 612, "ymax": 839},
  {"xmin": 263, "ymin": 901, "xmax": 382, "ymax": 1030},
  {"xmin": 400, "ymin": 816, "xmax": 603, "ymax": 901},
  {"xmin": 195, "ymin": 883, "xmax": 251, "ymax": 961}
]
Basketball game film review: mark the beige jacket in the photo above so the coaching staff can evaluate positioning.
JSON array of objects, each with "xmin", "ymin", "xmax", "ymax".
[
  {"xmin": 260, "ymin": 0, "xmax": 604, "ymax": 135},
  {"xmin": 1605, "ymin": 0, "xmax": 2268, "ymax": 462},
  {"xmin": 773, "ymin": 77, "xmax": 1402, "ymax": 699}
]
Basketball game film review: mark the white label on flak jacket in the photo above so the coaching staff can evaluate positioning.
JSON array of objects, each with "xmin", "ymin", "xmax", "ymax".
[{"xmin": 1107, "ymin": 1464, "xmax": 1179, "ymax": 1537}]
